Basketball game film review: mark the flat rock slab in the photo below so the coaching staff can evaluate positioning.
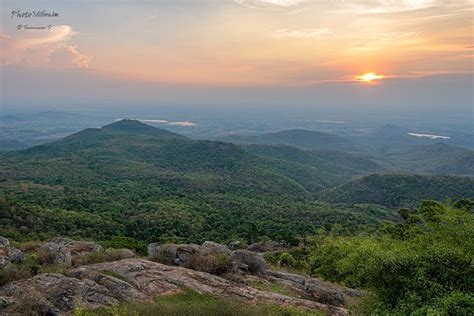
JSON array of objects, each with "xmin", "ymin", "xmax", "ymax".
[{"xmin": 1, "ymin": 258, "xmax": 348, "ymax": 315}]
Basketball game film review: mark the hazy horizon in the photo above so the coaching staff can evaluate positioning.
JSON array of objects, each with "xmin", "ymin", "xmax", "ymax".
[{"xmin": 1, "ymin": 0, "xmax": 473, "ymax": 124}]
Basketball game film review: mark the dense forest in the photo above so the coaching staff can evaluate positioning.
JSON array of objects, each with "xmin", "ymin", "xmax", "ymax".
[{"xmin": 0, "ymin": 120, "xmax": 473, "ymax": 247}]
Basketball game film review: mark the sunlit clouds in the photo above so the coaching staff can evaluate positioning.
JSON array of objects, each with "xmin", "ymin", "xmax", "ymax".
[
  {"xmin": 271, "ymin": 28, "xmax": 333, "ymax": 39},
  {"xmin": 355, "ymin": 73, "xmax": 385, "ymax": 83},
  {"xmin": 0, "ymin": 0, "xmax": 472, "ymax": 85},
  {"xmin": 0, "ymin": 25, "xmax": 91, "ymax": 68},
  {"xmin": 234, "ymin": 0, "xmax": 307, "ymax": 7}
]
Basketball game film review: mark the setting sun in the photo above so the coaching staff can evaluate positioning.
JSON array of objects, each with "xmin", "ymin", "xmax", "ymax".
[{"xmin": 355, "ymin": 73, "xmax": 385, "ymax": 83}]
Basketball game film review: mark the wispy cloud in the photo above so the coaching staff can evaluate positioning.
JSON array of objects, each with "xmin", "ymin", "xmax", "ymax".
[
  {"xmin": 234, "ymin": 0, "xmax": 307, "ymax": 8},
  {"xmin": 338, "ymin": 0, "xmax": 440, "ymax": 14},
  {"xmin": 0, "ymin": 25, "xmax": 91, "ymax": 68},
  {"xmin": 271, "ymin": 28, "xmax": 333, "ymax": 39}
]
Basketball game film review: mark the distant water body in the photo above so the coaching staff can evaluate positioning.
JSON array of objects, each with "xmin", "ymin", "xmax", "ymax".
[
  {"xmin": 408, "ymin": 132, "xmax": 450, "ymax": 140},
  {"xmin": 116, "ymin": 118, "xmax": 196, "ymax": 127}
]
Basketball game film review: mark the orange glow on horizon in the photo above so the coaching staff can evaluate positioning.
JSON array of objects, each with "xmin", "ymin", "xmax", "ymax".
[{"xmin": 355, "ymin": 72, "xmax": 385, "ymax": 83}]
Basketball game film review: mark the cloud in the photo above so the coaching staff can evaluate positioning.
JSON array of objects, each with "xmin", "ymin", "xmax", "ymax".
[
  {"xmin": 0, "ymin": 25, "xmax": 91, "ymax": 68},
  {"xmin": 48, "ymin": 44, "xmax": 92, "ymax": 68},
  {"xmin": 271, "ymin": 28, "xmax": 333, "ymax": 39},
  {"xmin": 234, "ymin": 0, "xmax": 307, "ymax": 8},
  {"xmin": 334, "ymin": 0, "xmax": 473, "ymax": 16},
  {"xmin": 339, "ymin": 0, "xmax": 440, "ymax": 14}
]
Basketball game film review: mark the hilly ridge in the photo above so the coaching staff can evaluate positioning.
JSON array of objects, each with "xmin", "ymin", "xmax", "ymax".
[
  {"xmin": 384, "ymin": 142, "xmax": 474, "ymax": 176},
  {"xmin": 0, "ymin": 120, "xmax": 472, "ymax": 244},
  {"xmin": 319, "ymin": 173, "xmax": 474, "ymax": 207},
  {"xmin": 0, "ymin": 120, "xmax": 400, "ymax": 243},
  {"xmin": 219, "ymin": 129, "xmax": 363, "ymax": 152},
  {"xmin": 244, "ymin": 144, "xmax": 386, "ymax": 187}
]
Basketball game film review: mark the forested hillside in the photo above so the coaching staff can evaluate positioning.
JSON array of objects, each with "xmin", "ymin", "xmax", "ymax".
[
  {"xmin": 0, "ymin": 120, "xmax": 472, "ymax": 245},
  {"xmin": 219, "ymin": 129, "xmax": 362, "ymax": 152},
  {"xmin": 319, "ymin": 174, "xmax": 474, "ymax": 207},
  {"xmin": 0, "ymin": 120, "xmax": 396, "ymax": 244},
  {"xmin": 384, "ymin": 142, "xmax": 474, "ymax": 176}
]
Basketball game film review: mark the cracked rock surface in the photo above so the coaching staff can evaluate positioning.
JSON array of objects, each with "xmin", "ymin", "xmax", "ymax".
[{"xmin": 0, "ymin": 258, "xmax": 350, "ymax": 315}]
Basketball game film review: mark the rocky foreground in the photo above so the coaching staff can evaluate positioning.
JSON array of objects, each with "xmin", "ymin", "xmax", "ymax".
[{"xmin": 0, "ymin": 238, "xmax": 360, "ymax": 315}]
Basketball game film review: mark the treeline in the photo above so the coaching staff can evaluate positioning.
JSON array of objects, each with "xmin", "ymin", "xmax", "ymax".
[{"xmin": 0, "ymin": 194, "xmax": 394, "ymax": 246}]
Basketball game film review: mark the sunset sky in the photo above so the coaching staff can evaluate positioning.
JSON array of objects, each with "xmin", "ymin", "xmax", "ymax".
[{"xmin": 1, "ymin": 0, "xmax": 473, "ymax": 116}]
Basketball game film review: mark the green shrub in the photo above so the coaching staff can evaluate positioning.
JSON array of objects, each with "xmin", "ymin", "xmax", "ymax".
[
  {"xmin": 0, "ymin": 263, "xmax": 32, "ymax": 286},
  {"xmin": 101, "ymin": 237, "xmax": 146, "ymax": 256},
  {"xmin": 305, "ymin": 201, "xmax": 474, "ymax": 314},
  {"xmin": 189, "ymin": 249, "xmax": 231, "ymax": 275},
  {"xmin": 0, "ymin": 253, "xmax": 42, "ymax": 286}
]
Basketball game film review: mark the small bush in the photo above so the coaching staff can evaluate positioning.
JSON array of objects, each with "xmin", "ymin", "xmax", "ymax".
[
  {"xmin": 190, "ymin": 249, "xmax": 231, "ymax": 275},
  {"xmin": 36, "ymin": 247, "xmax": 60, "ymax": 265},
  {"xmin": 9, "ymin": 289, "xmax": 57, "ymax": 315},
  {"xmin": 0, "ymin": 263, "xmax": 32, "ymax": 286},
  {"xmin": 0, "ymin": 253, "xmax": 42, "ymax": 286},
  {"xmin": 278, "ymin": 252, "xmax": 297, "ymax": 268},
  {"xmin": 101, "ymin": 237, "xmax": 146, "ymax": 256}
]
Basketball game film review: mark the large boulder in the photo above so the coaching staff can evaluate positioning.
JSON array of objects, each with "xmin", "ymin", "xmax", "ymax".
[
  {"xmin": 0, "ymin": 296, "xmax": 14, "ymax": 309},
  {"xmin": 231, "ymin": 250, "xmax": 267, "ymax": 275},
  {"xmin": 305, "ymin": 278, "xmax": 345, "ymax": 306},
  {"xmin": 147, "ymin": 243, "xmax": 160, "ymax": 260},
  {"xmin": 51, "ymin": 238, "xmax": 103, "ymax": 256},
  {"xmin": 0, "ymin": 256, "xmax": 8, "ymax": 269},
  {"xmin": 38, "ymin": 237, "xmax": 104, "ymax": 267},
  {"xmin": 7, "ymin": 247, "xmax": 25, "ymax": 264},
  {"xmin": 0, "ymin": 237, "xmax": 10, "ymax": 248},
  {"xmin": 202, "ymin": 241, "xmax": 232, "ymax": 256},
  {"xmin": 148, "ymin": 243, "xmax": 198, "ymax": 267},
  {"xmin": 148, "ymin": 243, "xmax": 231, "ymax": 275},
  {"xmin": 0, "ymin": 273, "xmax": 117, "ymax": 314},
  {"xmin": 0, "ymin": 237, "xmax": 25, "ymax": 266},
  {"xmin": 266, "ymin": 270, "xmax": 363, "ymax": 307},
  {"xmin": 104, "ymin": 248, "xmax": 136, "ymax": 259},
  {"xmin": 38, "ymin": 242, "xmax": 72, "ymax": 267}
]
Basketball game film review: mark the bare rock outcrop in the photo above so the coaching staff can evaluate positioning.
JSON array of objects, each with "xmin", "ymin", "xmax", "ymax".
[
  {"xmin": 0, "ymin": 258, "xmax": 349, "ymax": 315},
  {"xmin": 148, "ymin": 242, "xmax": 231, "ymax": 275},
  {"xmin": 148, "ymin": 242, "xmax": 269, "ymax": 276},
  {"xmin": 0, "ymin": 256, "xmax": 8, "ymax": 269},
  {"xmin": 0, "ymin": 296, "xmax": 14, "ymax": 309},
  {"xmin": 0, "ymin": 273, "xmax": 118, "ymax": 314},
  {"xmin": 105, "ymin": 248, "xmax": 136, "ymax": 259},
  {"xmin": 202, "ymin": 241, "xmax": 232, "ymax": 256},
  {"xmin": 0, "ymin": 237, "xmax": 10, "ymax": 248},
  {"xmin": 231, "ymin": 250, "xmax": 267, "ymax": 275},
  {"xmin": 0, "ymin": 237, "xmax": 25, "ymax": 266},
  {"xmin": 38, "ymin": 242, "xmax": 72, "ymax": 267},
  {"xmin": 7, "ymin": 248, "xmax": 25, "ymax": 264},
  {"xmin": 37, "ymin": 237, "xmax": 104, "ymax": 267},
  {"xmin": 266, "ymin": 270, "xmax": 363, "ymax": 307}
]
